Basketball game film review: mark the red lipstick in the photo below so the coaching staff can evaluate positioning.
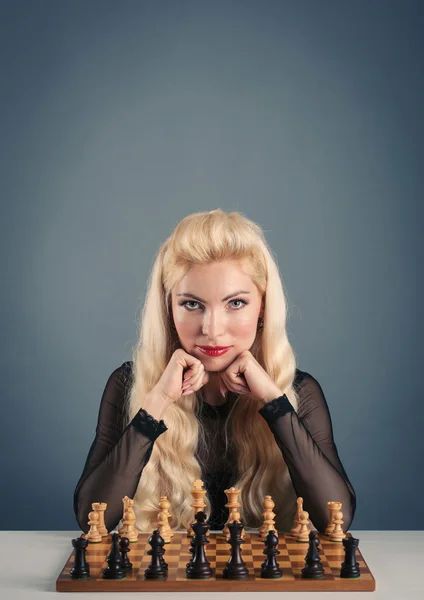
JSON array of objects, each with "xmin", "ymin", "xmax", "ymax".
[{"xmin": 197, "ymin": 345, "xmax": 232, "ymax": 357}]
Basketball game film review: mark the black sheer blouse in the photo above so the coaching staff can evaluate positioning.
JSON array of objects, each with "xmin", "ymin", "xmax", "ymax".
[{"xmin": 73, "ymin": 362, "xmax": 356, "ymax": 533}]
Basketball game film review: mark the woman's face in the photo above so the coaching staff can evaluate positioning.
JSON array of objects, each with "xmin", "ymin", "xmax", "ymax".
[{"xmin": 171, "ymin": 260, "xmax": 263, "ymax": 371}]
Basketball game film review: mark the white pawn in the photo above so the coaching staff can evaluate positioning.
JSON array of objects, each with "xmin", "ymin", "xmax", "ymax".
[
  {"xmin": 329, "ymin": 510, "xmax": 346, "ymax": 542},
  {"xmin": 86, "ymin": 510, "xmax": 102, "ymax": 543},
  {"xmin": 295, "ymin": 510, "xmax": 310, "ymax": 543},
  {"xmin": 122, "ymin": 507, "xmax": 139, "ymax": 542},
  {"xmin": 157, "ymin": 509, "xmax": 172, "ymax": 543},
  {"xmin": 119, "ymin": 498, "xmax": 138, "ymax": 541}
]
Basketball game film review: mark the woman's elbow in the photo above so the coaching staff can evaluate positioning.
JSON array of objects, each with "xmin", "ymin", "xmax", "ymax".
[
  {"xmin": 74, "ymin": 493, "xmax": 90, "ymax": 534},
  {"xmin": 74, "ymin": 489, "xmax": 122, "ymax": 534}
]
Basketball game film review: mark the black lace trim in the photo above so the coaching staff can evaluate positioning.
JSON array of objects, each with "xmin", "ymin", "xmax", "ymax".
[
  {"xmin": 132, "ymin": 408, "xmax": 168, "ymax": 441},
  {"xmin": 258, "ymin": 394, "xmax": 294, "ymax": 425}
]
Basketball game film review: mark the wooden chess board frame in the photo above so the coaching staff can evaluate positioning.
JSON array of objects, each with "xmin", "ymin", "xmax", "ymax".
[{"xmin": 56, "ymin": 530, "xmax": 376, "ymax": 592}]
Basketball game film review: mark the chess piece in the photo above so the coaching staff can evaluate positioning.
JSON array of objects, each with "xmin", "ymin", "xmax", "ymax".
[
  {"xmin": 325, "ymin": 501, "xmax": 342, "ymax": 535},
  {"xmin": 121, "ymin": 504, "xmax": 139, "ymax": 542},
  {"xmin": 260, "ymin": 530, "xmax": 283, "ymax": 578},
  {"xmin": 329, "ymin": 510, "xmax": 346, "ymax": 542},
  {"xmin": 295, "ymin": 510, "xmax": 311, "ymax": 543},
  {"xmin": 301, "ymin": 531, "xmax": 325, "ymax": 579},
  {"xmin": 259, "ymin": 496, "xmax": 278, "ymax": 540},
  {"xmin": 186, "ymin": 535, "xmax": 197, "ymax": 569},
  {"xmin": 91, "ymin": 502, "xmax": 108, "ymax": 537},
  {"xmin": 119, "ymin": 537, "xmax": 133, "ymax": 571},
  {"xmin": 157, "ymin": 496, "xmax": 174, "ymax": 543},
  {"xmin": 340, "ymin": 536, "xmax": 361, "ymax": 578},
  {"xmin": 70, "ymin": 536, "xmax": 90, "ymax": 579},
  {"xmin": 102, "ymin": 533, "xmax": 126, "ymax": 579},
  {"xmin": 187, "ymin": 480, "xmax": 208, "ymax": 537},
  {"xmin": 223, "ymin": 487, "xmax": 245, "ymax": 540},
  {"xmin": 290, "ymin": 497, "xmax": 303, "ymax": 536},
  {"xmin": 151, "ymin": 529, "xmax": 168, "ymax": 572},
  {"xmin": 118, "ymin": 496, "xmax": 131, "ymax": 535},
  {"xmin": 186, "ymin": 511, "xmax": 212, "ymax": 579},
  {"xmin": 223, "ymin": 520, "xmax": 249, "ymax": 579},
  {"xmin": 86, "ymin": 510, "xmax": 102, "ymax": 543},
  {"xmin": 144, "ymin": 530, "xmax": 168, "ymax": 579}
]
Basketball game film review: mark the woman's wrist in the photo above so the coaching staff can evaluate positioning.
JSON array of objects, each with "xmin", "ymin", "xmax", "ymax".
[
  {"xmin": 261, "ymin": 386, "xmax": 284, "ymax": 405},
  {"xmin": 144, "ymin": 389, "xmax": 170, "ymax": 421}
]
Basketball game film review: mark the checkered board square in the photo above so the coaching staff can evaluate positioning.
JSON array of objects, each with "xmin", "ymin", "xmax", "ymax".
[{"xmin": 56, "ymin": 530, "xmax": 376, "ymax": 591}]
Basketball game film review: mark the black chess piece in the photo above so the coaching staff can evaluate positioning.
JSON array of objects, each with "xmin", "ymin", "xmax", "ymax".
[
  {"xmin": 301, "ymin": 530, "xmax": 325, "ymax": 579},
  {"xmin": 70, "ymin": 536, "xmax": 90, "ymax": 579},
  {"xmin": 148, "ymin": 530, "xmax": 169, "ymax": 572},
  {"xmin": 102, "ymin": 533, "xmax": 126, "ymax": 580},
  {"xmin": 260, "ymin": 530, "xmax": 283, "ymax": 578},
  {"xmin": 186, "ymin": 511, "xmax": 212, "ymax": 579},
  {"xmin": 157, "ymin": 536, "xmax": 169, "ymax": 573},
  {"xmin": 223, "ymin": 520, "xmax": 249, "ymax": 580},
  {"xmin": 186, "ymin": 535, "xmax": 196, "ymax": 570},
  {"xmin": 144, "ymin": 529, "xmax": 168, "ymax": 579},
  {"xmin": 119, "ymin": 536, "xmax": 133, "ymax": 571},
  {"xmin": 340, "ymin": 536, "xmax": 361, "ymax": 578}
]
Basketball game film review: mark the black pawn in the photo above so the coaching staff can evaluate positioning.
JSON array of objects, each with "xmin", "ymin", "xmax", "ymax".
[
  {"xmin": 261, "ymin": 530, "xmax": 283, "ymax": 579},
  {"xmin": 70, "ymin": 536, "xmax": 90, "ymax": 579},
  {"xmin": 144, "ymin": 529, "xmax": 168, "ymax": 579},
  {"xmin": 340, "ymin": 536, "xmax": 361, "ymax": 578},
  {"xmin": 223, "ymin": 520, "xmax": 249, "ymax": 580},
  {"xmin": 102, "ymin": 533, "xmax": 126, "ymax": 580},
  {"xmin": 119, "ymin": 536, "xmax": 133, "ymax": 571},
  {"xmin": 186, "ymin": 511, "xmax": 212, "ymax": 579},
  {"xmin": 301, "ymin": 531, "xmax": 325, "ymax": 579}
]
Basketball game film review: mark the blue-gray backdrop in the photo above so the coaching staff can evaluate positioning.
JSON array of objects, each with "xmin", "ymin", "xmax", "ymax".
[{"xmin": 1, "ymin": 0, "xmax": 422, "ymax": 531}]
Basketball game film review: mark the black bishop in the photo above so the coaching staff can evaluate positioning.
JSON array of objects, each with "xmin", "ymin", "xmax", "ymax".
[
  {"xmin": 261, "ymin": 529, "xmax": 283, "ymax": 578},
  {"xmin": 301, "ymin": 530, "xmax": 325, "ymax": 579}
]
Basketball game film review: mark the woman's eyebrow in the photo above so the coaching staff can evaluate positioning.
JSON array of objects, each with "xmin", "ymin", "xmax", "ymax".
[{"xmin": 176, "ymin": 290, "xmax": 251, "ymax": 303}]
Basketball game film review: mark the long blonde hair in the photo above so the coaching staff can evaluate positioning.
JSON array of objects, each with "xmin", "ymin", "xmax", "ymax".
[{"xmin": 125, "ymin": 209, "xmax": 300, "ymax": 531}]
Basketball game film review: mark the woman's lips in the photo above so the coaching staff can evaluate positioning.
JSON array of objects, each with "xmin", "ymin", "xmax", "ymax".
[{"xmin": 197, "ymin": 346, "xmax": 231, "ymax": 357}]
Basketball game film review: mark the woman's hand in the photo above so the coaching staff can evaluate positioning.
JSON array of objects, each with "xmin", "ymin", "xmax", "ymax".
[
  {"xmin": 151, "ymin": 348, "xmax": 209, "ymax": 405},
  {"xmin": 218, "ymin": 350, "xmax": 283, "ymax": 404}
]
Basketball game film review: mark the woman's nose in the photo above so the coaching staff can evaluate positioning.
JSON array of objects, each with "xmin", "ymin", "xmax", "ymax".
[{"xmin": 202, "ymin": 311, "xmax": 225, "ymax": 339}]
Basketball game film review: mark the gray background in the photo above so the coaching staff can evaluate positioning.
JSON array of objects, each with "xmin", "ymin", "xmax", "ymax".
[{"xmin": 1, "ymin": 0, "xmax": 422, "ymax": 531}]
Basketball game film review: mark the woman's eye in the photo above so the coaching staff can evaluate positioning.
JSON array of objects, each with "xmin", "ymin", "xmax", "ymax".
[
  {"xmin": 230, "ymin": 299, "xmax": 246, "ymax": 308},
  {"xmin": 184, "ymin": 301, "xmax": 200, "ymax": 310},
  {"xmin": 180, "ymin": 299, "xmax": 248, "ymax": 311}
]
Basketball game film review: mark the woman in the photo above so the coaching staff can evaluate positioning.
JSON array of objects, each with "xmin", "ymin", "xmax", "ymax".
[{"xmin": 74, "ymin": 209, "xmax": 356, "ymax": 534}]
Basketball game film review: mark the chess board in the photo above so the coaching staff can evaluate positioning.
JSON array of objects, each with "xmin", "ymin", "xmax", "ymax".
[{"xmin": 56, "ymin": 530, "xmax": 376, "ymax": 592}]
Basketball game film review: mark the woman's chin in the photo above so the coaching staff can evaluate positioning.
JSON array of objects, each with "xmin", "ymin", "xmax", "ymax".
[{"xmin": 197, "ymin": 354, "xmax": 234, "ymax": 371}]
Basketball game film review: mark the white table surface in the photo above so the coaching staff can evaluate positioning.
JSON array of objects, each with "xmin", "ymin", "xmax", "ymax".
[{"xmin": 0, "ymin": 531, "xmax": 422, "ymax": 599}]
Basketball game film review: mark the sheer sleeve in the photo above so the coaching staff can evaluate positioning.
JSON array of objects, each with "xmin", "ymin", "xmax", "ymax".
[
  {"xmin": 73, "ymin": 362, "xmax": 168, "ymax": 533},
  {"xmin": 258, "ymin": 370, "xmax": 356, "ymax": 533}
]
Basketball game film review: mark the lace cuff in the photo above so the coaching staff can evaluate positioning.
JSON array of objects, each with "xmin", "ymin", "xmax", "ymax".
[
  {"xmin": 132, "ymin": 408, "xmax": 168, "ymax": 441},
  {"xmin": 258, "ymin": 394, "xmax": 294, "ymax": 426}
]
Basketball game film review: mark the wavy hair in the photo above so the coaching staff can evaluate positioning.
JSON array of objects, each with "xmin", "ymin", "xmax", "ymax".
[{"xmin": 124, "ymin": 209, "xmax": 300, "ymax": 532}]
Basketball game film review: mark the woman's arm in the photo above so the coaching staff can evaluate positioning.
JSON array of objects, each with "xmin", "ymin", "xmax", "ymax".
[
  {"xmin": 258, "ymin": 371, "xmax": 356, "ymax": 533},
  {"xmin": 73, "ymin": 363, "xmax": 168, "ymax": 533}
]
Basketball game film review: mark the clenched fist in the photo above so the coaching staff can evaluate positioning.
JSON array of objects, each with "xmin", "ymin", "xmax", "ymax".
[{"xmin": 152, "ymin": 349, "xmax": 209, "ymax": 405}]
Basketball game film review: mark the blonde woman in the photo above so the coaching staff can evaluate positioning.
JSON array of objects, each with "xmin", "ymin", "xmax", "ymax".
[{"xmin": 74, "ymin": 209, "xmax": 356, "ymax": 534}]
